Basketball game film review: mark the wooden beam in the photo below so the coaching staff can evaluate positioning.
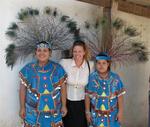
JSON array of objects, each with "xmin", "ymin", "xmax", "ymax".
[
  {"xmin": 101, "ymin": 7, "xmax": 112, "ymax": 51},
  {"xmin": 77, "ymin": 0, "xmax": 111, "ymax": 8},
  {"xmin": 118, "ymin": 0, "xmax": 150, "ymax": 18}
]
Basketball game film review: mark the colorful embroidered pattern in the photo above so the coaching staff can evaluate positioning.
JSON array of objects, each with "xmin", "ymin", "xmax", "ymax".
[
  {"xmin": 19, "ymin": 60, "xmax": 67, "ymax": 127},
  {"xmin": 86, "ymin": 71, "xmax": 126, "ymax": 127}
]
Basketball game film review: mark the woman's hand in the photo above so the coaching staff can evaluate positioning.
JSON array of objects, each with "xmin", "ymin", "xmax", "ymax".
[
  {"xmin": 86, "ymin": 111, "xmax": 92, "ymax": 124},
  {"xmin": 19, "ymin": 107, "xmax": 26, "ymax": 119},
  {"xmin": 61, "ymin": 106, "xmax": 67, "ymax": 117}
]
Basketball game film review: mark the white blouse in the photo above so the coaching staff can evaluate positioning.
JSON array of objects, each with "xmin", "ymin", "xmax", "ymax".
[{"xmin": 60, "ymin": 59, "xmax": 94, "ymax": 101}]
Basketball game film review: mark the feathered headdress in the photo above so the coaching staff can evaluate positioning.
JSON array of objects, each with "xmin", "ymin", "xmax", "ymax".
[
  {"xmin": 5, "ymin": 7, "xmax": 77, "ymax": 68},
  {"xmin": 80, "ymin": 18, "xmax": 149, "ymax": 66}
]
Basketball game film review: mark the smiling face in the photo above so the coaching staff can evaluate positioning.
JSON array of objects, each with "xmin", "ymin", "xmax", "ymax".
[
  {"xmin": 72, "ymin": 45, "xmax": 85, "ymax": 61},
  {"xmin": 96, "ymin": 60, "xmax": 110, "ymax": 74},
  {"xmin": 35, "ymin": 48, "xmax": 51, "ymax": 64}
]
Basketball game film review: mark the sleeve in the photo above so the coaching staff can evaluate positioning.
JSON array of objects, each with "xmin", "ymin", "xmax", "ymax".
[
  {"xmin": 52, "ymin": 62, "xmax": 67, "ymax": 88},
  {"xmin": 19, "ymin": 64, "xmax": 30, "ymax": 87},
  {"xmin": 116, "ymin": 75, "xmax": 126, "ymax": 97},
  {"xmin": 19, "ymin": 65, "xmax": 28, "ymax": 78},
  {"xmin": 85, "ymin": 74, "xmax": 97, "ymax": 97},
  {"xmin": 57, "ymin": 64, "xmax": 67, "ymax": 81}
]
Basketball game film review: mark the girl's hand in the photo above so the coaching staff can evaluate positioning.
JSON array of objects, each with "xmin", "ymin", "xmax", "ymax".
[
  {"xmin": 19, "ymin": 107, "xmax": 26, "ymax": 119},
  {"xmin": 117, "ymin": 111, "xmax": 123, "ymax": 124}
]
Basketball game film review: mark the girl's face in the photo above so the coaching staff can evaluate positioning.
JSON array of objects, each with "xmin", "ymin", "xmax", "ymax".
[
  {"xmin": 35, "ymin": 48, "xmax": 51, "ymax": 63},
  {"xmin": 96, "ymin": 60, "xmax": 109, "ymax": 74},
  {"xmin": 73, "ymin": 45, "xmax": 85, "ymax": 61}
]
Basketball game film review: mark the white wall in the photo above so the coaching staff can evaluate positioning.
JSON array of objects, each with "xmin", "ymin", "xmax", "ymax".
[{"xmin": 0, "ymin": 0, "xmax": 150, "ymax": 127}]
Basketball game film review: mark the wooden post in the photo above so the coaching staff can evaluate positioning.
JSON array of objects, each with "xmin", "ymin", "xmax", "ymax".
[
  {"xmin": 101, "ymin": 5, "xmax": 112, "ymax": 51},
  {"xmin": 149, "ymin": 75, "xmax": 150, "ymax": 127}
]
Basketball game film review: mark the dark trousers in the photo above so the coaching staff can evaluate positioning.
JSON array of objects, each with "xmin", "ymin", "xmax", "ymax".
[{"xmin": 63, "ymin": 99, "xmax": 88, "ymax": 127}]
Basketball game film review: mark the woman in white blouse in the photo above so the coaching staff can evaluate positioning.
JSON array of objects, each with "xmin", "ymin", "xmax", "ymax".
[{"xmin": 60, "ymin": 41, "xmax": 94, "ymax": 127}]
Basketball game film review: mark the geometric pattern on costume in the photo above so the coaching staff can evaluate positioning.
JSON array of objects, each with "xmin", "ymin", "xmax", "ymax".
[
  {"xmin": 85, "ymin": 71, "xmax": 126, "ymax": 127},
  {"xmin": 19, "ymin": 60, "xmax": 67, "ymax": 127}
]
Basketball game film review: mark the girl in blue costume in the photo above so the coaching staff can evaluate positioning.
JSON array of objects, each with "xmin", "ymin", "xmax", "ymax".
[
  {"xmin": 85, "ymin": 52, "xmax": 126, "ymax": 127},
  {"xmin": 19, "ymin": 41, "xmax": 67, "ymax": 127}
]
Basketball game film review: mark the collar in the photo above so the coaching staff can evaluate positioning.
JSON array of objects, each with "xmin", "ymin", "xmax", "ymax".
[
  {"xmin": 35, "ymin": 60, "xmax": 52, "ymax": 71},
  {"xmin": 95, "ymin": 70, "xmax": 111, "ymax": 80},
  {"xmin": 71, "ymin": 59, "xmax": 86, "ymax": 68}
]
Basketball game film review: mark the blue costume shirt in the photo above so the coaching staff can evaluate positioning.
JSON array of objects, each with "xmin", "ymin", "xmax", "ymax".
[
  {"xmin": 86, "ymin": 71, "xmax": 126, "ymax": 127},
  {"xmin": 19, "ymin": 60, "xmax": 67, "ymax": 127}
]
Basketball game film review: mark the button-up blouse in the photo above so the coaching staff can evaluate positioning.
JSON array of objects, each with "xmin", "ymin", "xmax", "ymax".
[{"xmin": 60, "ymin": 59, "xmax": 94, "ymax": 101}]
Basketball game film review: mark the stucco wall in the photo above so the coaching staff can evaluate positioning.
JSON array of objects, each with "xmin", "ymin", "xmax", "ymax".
[
  {"xmin": 0, "ymin": 0, "xmax": 149, "ymax": 127},
  {"xmin": 112, "ymin": 3, "xmax": 150, "ymax": 127}
]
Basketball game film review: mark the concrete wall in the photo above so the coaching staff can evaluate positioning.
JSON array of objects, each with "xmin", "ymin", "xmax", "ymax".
[{"xmin": 0, "ymin": 0, "xmax": 149, "ymax": 127}]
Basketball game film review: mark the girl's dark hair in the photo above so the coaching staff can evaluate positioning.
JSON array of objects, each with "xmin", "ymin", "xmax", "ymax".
[{"xmin": 71, "ymin": 40, "xmax": 90, "ymax": 60}]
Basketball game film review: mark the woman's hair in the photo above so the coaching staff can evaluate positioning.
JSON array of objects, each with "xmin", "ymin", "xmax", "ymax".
[
  {"xmin": 71, "ymin": 40, "xmax": 91, "ymax": 60},
  {"xmin": 96, "ymin": 52, "xmax": 111, "ymax": 71}
]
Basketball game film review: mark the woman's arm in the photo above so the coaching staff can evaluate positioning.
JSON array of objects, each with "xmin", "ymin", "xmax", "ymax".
[{"xmin": 60, "ymin": 80, "xmax": 67, "ymax": 117}]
